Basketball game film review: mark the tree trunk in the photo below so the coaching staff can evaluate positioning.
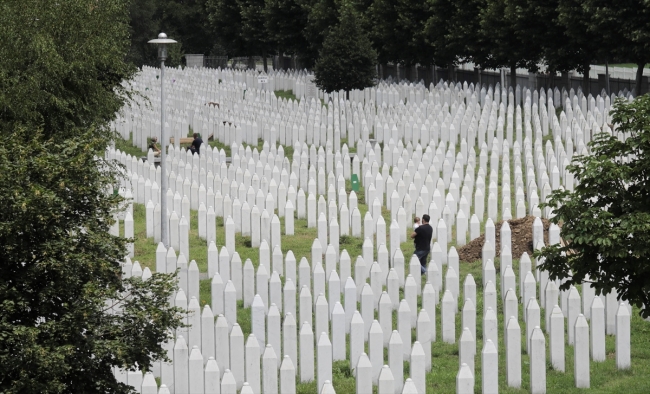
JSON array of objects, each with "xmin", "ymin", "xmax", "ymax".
[
  {"xmin": 510, "ymin": 64, "xmax": 517, "ymax": 92},
  {"xmin": 583, "ymin": 63, "xmax": 590, "ymax": 96},
  {"xmin": 404, "ymin": 64, "xmax": 412, "ymax": 82},
  {"xmin": 447, "ymin": 64, "xmax": 455, "ymax": 83},
  {"xmin": 263, "ymin": 54, "xmax": 268, "ymax": 73},
  {"xmin": 635, "ymin": 62, "xmax": 645, "ymax": 97}
]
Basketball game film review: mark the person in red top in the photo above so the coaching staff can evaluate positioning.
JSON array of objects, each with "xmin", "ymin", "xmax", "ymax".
[{"xmin": 410, "ymin": 214, "xmax": 433, "ymax": 275}]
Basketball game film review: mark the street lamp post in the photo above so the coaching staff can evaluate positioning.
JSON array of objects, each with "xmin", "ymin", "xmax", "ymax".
[{"xmin": 149, "ymin": 33, "xmax": 177, "ymax": 248}]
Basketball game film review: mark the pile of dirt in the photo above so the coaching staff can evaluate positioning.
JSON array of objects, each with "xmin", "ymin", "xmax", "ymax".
[{"xmin": 457, "ymin": 216, "xmax": 551, "ymax": 262}]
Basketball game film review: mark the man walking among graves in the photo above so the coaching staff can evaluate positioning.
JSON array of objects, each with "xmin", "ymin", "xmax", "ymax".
[{"xmin": 410, "ymin": 214, "xmax": 433, "ymax": 274}]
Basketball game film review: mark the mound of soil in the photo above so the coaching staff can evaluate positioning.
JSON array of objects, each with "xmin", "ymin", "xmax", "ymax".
[{"xmin": 457, "ymin": 216, "xmax": 551, "ymax": 262}]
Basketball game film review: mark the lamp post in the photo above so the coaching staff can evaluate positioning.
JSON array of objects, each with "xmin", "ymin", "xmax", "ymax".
[{"xmin": 149, "ymin": 32, "xmax": 177, "ymax": 248}]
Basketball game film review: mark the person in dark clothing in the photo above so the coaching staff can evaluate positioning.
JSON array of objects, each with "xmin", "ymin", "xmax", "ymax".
[
  {"xmin": 410, "ymin": 214, "xmax": 433, "ymax": 275},
  {"xmin": 189, "ymin": 133, "xmax": 203, "ymax": 155}
]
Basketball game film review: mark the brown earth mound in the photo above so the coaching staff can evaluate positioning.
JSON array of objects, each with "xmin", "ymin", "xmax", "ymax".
[{"xmin": 457, "ymin": 216, "xmax": 551, "ymax": 262}]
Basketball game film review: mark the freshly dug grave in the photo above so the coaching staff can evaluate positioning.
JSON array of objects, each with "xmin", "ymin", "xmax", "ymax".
[{"xmin": 457, "ymin": 216, "xmax": 551, "ymax": 262}]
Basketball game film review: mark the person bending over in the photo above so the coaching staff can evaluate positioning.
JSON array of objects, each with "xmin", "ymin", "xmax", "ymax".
[
  {"xmin": 410, "ymin": 214, "xmax": 432, "ymax": 275},
  {"xmin": 189, "ymin": 133, "xmax": 203, "ymax": 155},
  {"xmin": 148, "ymin": 136, "xmax": 161, "ymax": 157}
]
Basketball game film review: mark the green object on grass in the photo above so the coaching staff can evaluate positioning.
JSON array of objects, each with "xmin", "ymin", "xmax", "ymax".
[{"xmin": 351, "ymin": 174, "xmax": 359, "ymax": 191}]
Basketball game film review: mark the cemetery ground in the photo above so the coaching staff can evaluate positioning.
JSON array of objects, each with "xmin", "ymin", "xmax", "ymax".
[
  {"xmin": 113, "ymin": 85, "xmax": 650, "ymax": 392},
  {"xmin": 119, "ymin": 173, "xmax": 650, "ymax": 393}
]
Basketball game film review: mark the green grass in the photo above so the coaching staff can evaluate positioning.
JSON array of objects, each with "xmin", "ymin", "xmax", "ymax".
[
  {"xmin": 275, "ymin": 90, "xmax": 298, "ymax": 102},
  {"xmin": 121, "ymin": 103, "xmax": 650, "ymax": 393},
  {"xmin": 126, "ymin": 187, "xmax": 650, "ymax": 393},
  {"xmin": 114, "ymin": 132, "xmax": 147, "ymax": 158}
]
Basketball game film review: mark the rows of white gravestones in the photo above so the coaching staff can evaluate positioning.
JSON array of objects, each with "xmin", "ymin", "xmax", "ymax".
[
  {"xmin": 107, "ymin": 68, "xmax": 634, "ymax": 393},
  {"xmin": 114, "ymin": 65, "xmax": 628, "ymax": 163}
]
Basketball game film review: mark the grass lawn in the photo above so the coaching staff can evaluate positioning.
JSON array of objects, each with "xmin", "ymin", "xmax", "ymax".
[
  {"xmin": 115, "ymin": 85, "xmax": 650, "ymax": 392},
  {"xmin": 125, "ymin": 178, "xmax": 650, "ymax": 393}
]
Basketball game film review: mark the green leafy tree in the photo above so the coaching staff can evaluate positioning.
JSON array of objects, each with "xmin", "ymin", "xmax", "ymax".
[
  {"xmin": 367, "ymin": 0, "xmax": 401, "ymax": 65},
  {"xmin": 479, "ymin": 0, "xmax": 543, "ymax": 89},
  {"xmin": 587, "ymin": 0, "xmax": 650, "ymax": 96},
  {"xmin": 314, "ymin": 4, "xmax": 377, "ymax": 92},
  {"xmin": 302, "ymin": 0, "xmax": 341, "ymax": 69},
  {"xmin": 159, "ymin": 0, "xmax": 216, "ymax": 56},
  {"xmin": 126, "ymin": 0, "xmax": 161, "ymax": 67},
  {"xmin": 367, "ymin": 0, "xmax": 432, "ymax": 75},
  {"xmin": 425, "ymin": 0, "xmax": 459, "ymax": 72},
  {"xmin": 537, "ymin": 96, "xmax": 650, "ymax": 317},
  {"xmin": 206, "ymin": 0, "xmax": 248, "ymax": 56},
  {"xmin": 264, "ymin": 0, "xmax": 310, "ymax": 64},
  {"xmin": 0, "ymin": 1, "xmax": 184, "ymax": 392},
  {"xmin": 556, "ymin": 0, "xmax": 614, "ymax": 95},
  {"xmin": 426, "ymin": 0, "xmax": 487, "ymax": 80},
  {"xmin": 238, "ymin": 0, "xmax": 277, "ymax": 70}
]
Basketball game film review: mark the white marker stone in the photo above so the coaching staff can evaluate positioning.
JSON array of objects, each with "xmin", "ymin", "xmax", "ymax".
[
  {"xmin": 530, "ymin": 327, "xmax": 546, "ymax": 394},
  {"xmin": 299, "ymin": 322, "xmax": 314, "ymax": 382},
  {"xmin": 456, "ymin": 363, "xmax": 474, "ymax": 394},
  {"xmin": 442, "ymin": 290, "xmax": 455, "ymax": 344},
  {"xmin": 388, "ymin": 330, "xmax": 403, "ymax": 394},
  {"xmin": 356, "ymin": 353, "xmax": 372, "ymax": 394},
  {"xmin": 549, "ymin": 305, "xmax": 565, "ymax": 371},
  {"xmin": 331, "ymin": 302, "xmax": 346, "ymax": 361},
  {"xmin": 574, "ymin": 314, "xmax": 590, "ymax": 388},
  {"xmin": 398, "ymin": 299, "xmax": 412, "ymax": 358},
  {"xmin": 377, "ymin": 365, "xmax": 395, "ymax": 394},
  {"xmin": 262, "ymin": 345, "xmax": 278, "ymax": 394},
  {"xmin": 505, "ymin": 316, "xmax": 521, "ymax": 388},
  {"xmin": 245, "ymin": 334, "xmax": 260, "ymax": 394},
  {"xmin": 230, "ymin": 324, "xmax": 245, "ymax": 389},
  {"xmin": 369, "ymin": 320, "xmax": 384, "ymax": 383},
  {"xmin": 280, "ymin": 355, "xmax": 296, "ymax": 394},
  {"xmin": 616, "ymin": 302, "xmax": 631, "ymax": 369},
  {"xmin": 590, "ymin": 297, "xmax": 606, "ymax": 361}
]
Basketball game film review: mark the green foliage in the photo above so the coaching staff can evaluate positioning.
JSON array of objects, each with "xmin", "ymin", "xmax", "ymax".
[
  {"xmin": 314, "ymin": 5, "xmax": 377, "ymax": 93},
  {"xmin": 0, "ymin": 1, "xmax": 185, "ymax": 392},
  {"xmin": 0, "ymin": 0, "xmax": 136, "ymax": 139},
  {"xmin": 425, "ymin": 0, "xmax": 488, "ymax": 69},
  {"xmin": 478, "ymin": 0, "xmax": 543, "ymax": 87},
  {"xmin": 536, "ymin": 96, "xmax": 650, "ymax": 317},
  {"xmin": 238, "ymin": 0, "xmax": 276, "ymax": 60},
  {"xmin": 367, "ymin": 0, "xmax": 432, "ymax": 67},
  {"xmin": 264, "ymin": 0, "xmax": 310, "ymax": 58},
  {"xmin": 127, "ymin": 0, "xmax": 217, "ymax": 68},
  {"xmin": 0, "ymin": 130, "xmax": 184, "ymax": 393},
  {"xmin": 206, "ymin": 0, "xmax": 248, "ymax": 56},
  {"xmin": 302, "ymin": 0, "xmax": 342, "ymax": 69},
  {"xmin": 586, "ymin": 0, "xmax": 650, "ymax": 96}
]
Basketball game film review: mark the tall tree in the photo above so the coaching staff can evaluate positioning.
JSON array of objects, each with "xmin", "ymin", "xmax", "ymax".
[
  {"xmin": 425, "ymin": 0, "xmax": 459, "ymax": 73},
  {"xmin": 587, "ymin": 0, "xmax": 650, "ymax": 96},
  {"xmin": 314, "ymin": 3, "xmax": 377, "ymax": 92},
  {"xmin": 556, "ymin": 0, "xmax": 612, "ymax": 95},
  {"xmin": 537, "ymin": 96, "xmax": 650, "ymax": 317},
  {"xmin": 264, "ymin": 0, "xmax": 310, "ymax": 66},
  {"xmin": 368, "ymin": 0, "xmax": 433, "ymax": 76},
  {"xmin": 426, "ymin": 0, "xmax": 488, "ymax": 81},
  {"xmin": 239, "ymin": 0, "xmax": 276, "ymax": 70},
  {"xmin": 206, "ymin": 0, "xmax": 248, "ymax": 57},
  {"xmin": 479, "ymin": 0, "xmax": 543, "ymax": 89},
  {"xmin": 0, "ymin": 1, "xmax": 184, "ymax": 392},
  {"xmin": 126, "ymin": 0, "xmax": 161, "ymax": 67},
  {"xmin": 367, "ymin": 0, "xmax": 401, "ymax": 66},
  {"xmin": 302, "ymin": 0, "xmax": 341, "ymax": 69},
  {"xmin": 159, "ymin": 0, "xmax": 216, "ymax": 56}
]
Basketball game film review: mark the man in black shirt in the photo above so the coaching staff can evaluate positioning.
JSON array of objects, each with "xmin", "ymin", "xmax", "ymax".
[
  {"xmin": 410, "ymin": 214, "xmax": 433, "ymax": 275},
  {"xmin": 190, "ymin": 133, "xmax": 203, "ymax": 155}
]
